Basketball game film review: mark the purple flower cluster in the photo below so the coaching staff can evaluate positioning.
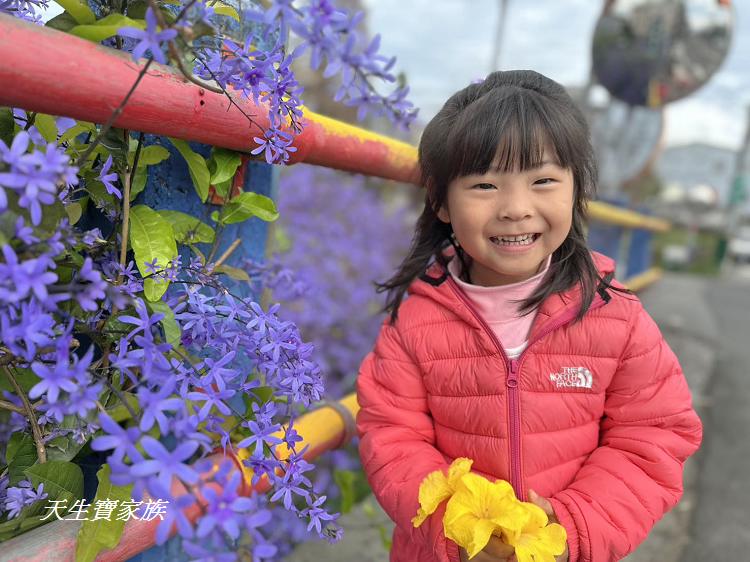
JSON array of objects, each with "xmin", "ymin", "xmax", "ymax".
[
  {"xmin": 0, "ymin": 0, "xmax": 48, "ymax": 23},
  {"xmin": 0, "ymin": 476, "xmax": 48, "ymax": 520},
  {"xmin": 190, "ymin": 0, "xmax": 416, "ymax": 163},
  {"xmin": 0, "ymin": 130, "xmax": 78, "ymax": 225},
  {"xmin": 86, "ymin": 256, "xmax": 339, "ymax": 556},
  {"xmin": 254, "ymin": 164, "xmax": 412, "ymax": 397}
]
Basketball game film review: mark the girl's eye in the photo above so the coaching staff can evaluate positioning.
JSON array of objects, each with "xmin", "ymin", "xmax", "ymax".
[
  {"xmin": 473, "ymin": 183, "xmax": 496, "ymax": 190},
  {"xmin": 534, "ymin": 178, "xmax": 556, "ymax": 186}
]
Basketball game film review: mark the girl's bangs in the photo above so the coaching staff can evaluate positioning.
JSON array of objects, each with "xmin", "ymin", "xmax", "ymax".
[{"xmin": 445, "ymin": 89, "xmax": 571, "ymax": 182}]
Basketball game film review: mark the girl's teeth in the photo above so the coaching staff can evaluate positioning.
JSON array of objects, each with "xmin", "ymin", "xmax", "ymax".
[{"xmin": 491, "ymin": 234, "xmax": 536, "ymax": 246}]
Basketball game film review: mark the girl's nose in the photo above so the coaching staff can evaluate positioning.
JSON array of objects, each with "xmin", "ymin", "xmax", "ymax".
[{"xmin": 498, "ymin": 191, "xmax": 533, "ymax": 221}]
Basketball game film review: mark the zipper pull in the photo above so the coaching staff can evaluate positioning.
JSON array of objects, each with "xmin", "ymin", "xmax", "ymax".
[{"xmin": 507, "ymin": 359, "xmax": 519, "ymax": 387}]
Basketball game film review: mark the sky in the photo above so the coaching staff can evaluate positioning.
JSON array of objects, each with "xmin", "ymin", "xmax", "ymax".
[
  {"xmin": 40, "ymin": 0, "xmax": 750, "ymax": 151},
  {"xmin": 362, "ymin": 0, "xmax": 750, "ymax": 151}
]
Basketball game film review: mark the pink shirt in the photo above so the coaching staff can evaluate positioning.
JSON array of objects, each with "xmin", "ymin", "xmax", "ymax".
[{"xmin": 447, "ymin": 255, "xmax": 551, "ymax": 358}]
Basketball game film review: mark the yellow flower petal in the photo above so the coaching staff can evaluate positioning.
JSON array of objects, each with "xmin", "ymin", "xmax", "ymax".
[
  {"xmin": 447, "ymin": 457, "xmax": 473, "ymax": 487},
  {"xmin": 411, "ymin": 507, "xmax": 429, "ymax": 527},
  {"xmin": 505, "ymin": 512, "xmax": 567, "ymax": 562},
  {"xmin": 418, "ymin": 470, "xmax": 452, "ymax": 512},
  {"xmin": 413, "ymin": 458, "xmax": 474, "ymax": 528}
]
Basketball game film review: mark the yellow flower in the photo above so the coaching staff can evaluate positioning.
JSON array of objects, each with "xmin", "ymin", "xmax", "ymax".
[
  {"xmin": 501, "ymin": 502, "xmax": 567, "ymax": 562},
  {"xmin": 411, "ymin": 458, "xmax": 473, "ymax": 527},
  {"xmin": 442, "ymin": 473, "xmax": 529, "ymax": 559}
]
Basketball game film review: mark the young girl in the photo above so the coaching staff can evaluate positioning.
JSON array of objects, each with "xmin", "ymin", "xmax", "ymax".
[{"xmin": 355, "ymin": 70, "xmax": 703, "ymax": 562}]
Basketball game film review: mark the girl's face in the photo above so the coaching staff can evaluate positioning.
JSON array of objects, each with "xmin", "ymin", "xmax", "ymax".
[{"xmin": 437, "ymin": 152, "xmax": 574, "ymax": 286}]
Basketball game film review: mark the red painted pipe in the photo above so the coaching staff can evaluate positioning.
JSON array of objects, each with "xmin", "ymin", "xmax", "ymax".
[{"xmin": 0, "ymin": 14, "xmax": 419, "ymax": 184}]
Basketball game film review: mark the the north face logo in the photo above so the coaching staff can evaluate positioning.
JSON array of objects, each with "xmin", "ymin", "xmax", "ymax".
[{"xmin": 549, "ymin": 367, "xmax": 593, "ymax": 389}]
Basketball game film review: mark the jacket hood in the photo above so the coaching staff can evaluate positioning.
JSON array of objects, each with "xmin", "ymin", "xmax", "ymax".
[{"xmin": 405, "ymin": 246, "xmax": 617, "ymax": 334}]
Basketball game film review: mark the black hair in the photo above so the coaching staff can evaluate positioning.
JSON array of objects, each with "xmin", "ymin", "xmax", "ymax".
[{"xmin": 375, "ymin": 69, "xmax": 627, "ymax": 324}]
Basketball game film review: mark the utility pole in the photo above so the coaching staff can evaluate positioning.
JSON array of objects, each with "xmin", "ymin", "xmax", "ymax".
[{"xmin": 490, "ymin": 0, "xmax": 510, "ymax": 72}]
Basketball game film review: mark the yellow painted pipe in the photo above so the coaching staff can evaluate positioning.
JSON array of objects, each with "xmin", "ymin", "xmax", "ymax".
[
  {"xmin": 622, "ymin": 267, "xmax": 664, "ymax": 292},
  {"xmin": 235, "ymin": 394, "xmax": 360, "ymax": 489},
  {"xmin": 588, "ymin": 202, "xmax": 670, "ymax": 232}
]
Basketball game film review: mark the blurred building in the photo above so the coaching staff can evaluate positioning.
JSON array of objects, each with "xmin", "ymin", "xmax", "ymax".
[{"xmin": 655, "ymin": 143, "xmax": 736, "ymax": 208}]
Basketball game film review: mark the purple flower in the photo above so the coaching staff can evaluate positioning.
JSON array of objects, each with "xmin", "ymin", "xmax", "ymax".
[
  {"xmin": 82, "ymin": 228, "xmax": 105, "ymax": 247},
  {"xmin": 0, "ymin": 245, "xmax": 58, "ymax": 304},
  {"xmin": 196, "ymin": 469, "xmax": 254, "ymax": 539},
  {"xmin": 3, "ymin": 480, "xmax": 47, "ymax": 519},
  {"xmin": 0, "ymin": 130, "xmax": 30, "ymax": 210},
  {"xmin": 75, "ymin": 258, "xmax": 107, "ymax": 311},
  {"xmin": 0, "ymin": 300, "xmax": 56, "ymax": 361},
  {"xmin": 144, "ymin": 258, "xmax": 161, "ymax": 275},
  {"xmin": 119, "ymin": 298, "xmax": 164, "ymax": 340},
  {"xmin": 91, "ymin": 413, "xmax": 142, "ymax": 463},
  {"xmin": 130, "ymin": 436, "xmax": 200, "ymax": 495},
  {"xmin": 14, "ymin": 216, "xmax": 38, "ymax": 245},
  {"xmin": 302, "ymin": 494, "xmax": 338, "ymax": 536},
  {"xmin": 29, "ymin": 346, "xmax": 93, "ymax": 404},
  {"xmin": 118, "ymin": 8, "xmax": 178, "ymax": 65},
  {"xmin": 250, "ymin": 127, "xmax": 297, "ymax": 164},
  {"xmin": 98, "ymin": 155, "xmax": 121, "ymax": 199}
]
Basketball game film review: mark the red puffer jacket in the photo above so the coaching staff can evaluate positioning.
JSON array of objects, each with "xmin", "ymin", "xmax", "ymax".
[{"xmin": 356, "ymin": 251, "xmax": 702, "ymax": 562}]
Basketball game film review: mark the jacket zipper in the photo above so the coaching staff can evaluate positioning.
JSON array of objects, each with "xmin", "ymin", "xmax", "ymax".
[{"xmin": 447, "ymin": 278, "xmax": 608, "ymax": 500}]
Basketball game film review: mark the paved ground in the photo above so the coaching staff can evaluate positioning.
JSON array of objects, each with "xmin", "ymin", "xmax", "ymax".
[
  {"xmin": 682, "ymin": 269, "xmax": 750, "ymax": 562},
  {"xmin": 286, "ymin": 271, "xmax": 731, "ymax": 562}
]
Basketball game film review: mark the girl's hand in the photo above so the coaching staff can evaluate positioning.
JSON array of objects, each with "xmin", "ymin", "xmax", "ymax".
[
  {"xmin": 528, "ymin": 489, "xmax": 569, "ymax": 562},
  {"xmin": 458, "ymin": 535, "xmax": 515, "ymax": 562}
]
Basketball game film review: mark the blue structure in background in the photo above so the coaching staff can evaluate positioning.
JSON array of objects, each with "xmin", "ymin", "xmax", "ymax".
[
  {"xmin": 127, "ymin": 138, "xmax": 275, "ymax": 561},
  {"xmin": 587, "ymin": 196, "xmax": 656, "ymax": 280}
]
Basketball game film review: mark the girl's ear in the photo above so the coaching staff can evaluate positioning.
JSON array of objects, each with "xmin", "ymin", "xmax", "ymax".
[{"xmin": 436, "ymin": 205, "xmax": 450, "ymax": 223}]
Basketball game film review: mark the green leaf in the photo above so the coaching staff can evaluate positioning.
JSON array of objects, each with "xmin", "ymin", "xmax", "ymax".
[
  {"xmin": 105, "ymin": 392, "xmax": 141, "ymax": 423},
  {"xmin": 130, "ymin": 166, "xmax": 149, "ymax": 201},
  {"xmin": 59, "ymin": 121, "xmax": 96, "ymax": 144},
  {"xmin": 7, "ymin": 433, "xmax": 37, "ymax": 485},
  {"xmin": 99, "ymin": 127, "xmax": 129, "ymax": 166},
  {"xmin": 214, "ymin": 264, "xmax": 250, "ymax": 282},
  {"xmin": 46, "ymin": 433, "xmax": 88, "ymax": 463},
  {"xmin": 157, "ymin": 210, "xmax": 215, "ymax": 244},
  {"xmin": 0, "ymin": 107, "xmax": 15, "ymax": 146},
  {"xmin": 147, "ymin": 300, "xmax": 182, "ymax": 348},
  {"xmin": 34, "ymin": 114, "xmax": 58, "ymax": 143},
  {"xmin": 218, "ymin": 192, "xmax": 279, "ymax": 225},
  {"xmin": 213, "ymin": 177, "xmax": 232, "ymax": 200},
  {"xmin": 0, "ymin": 367, "xmax": 40, "ymax": 394},
  {"xmin": 333, "ymin": 470, "xmax": 356, "ymax": 514},
  {"xmin": 76, "ymin": 465, "xmax": 133, "ymax": 562},
  {"xmin": 65, "ymin": 202, "xmax": 83, "ymax": 225},
  {"xmin": 55, "ymin": 0, "xmax": 96, "ymax": 24},
  {"xmin": 24, "ymin": 461, "xmax": 84, "ymax": 504},
  {"xmin": 45, "ymin": 11, "xmax": 80, "ymax": 32},
  {"xmin": 213, "ymin": 2, "xmax": 240, "ymax": 21},
  {"xmin": 128, "ymin": 205, "xmax": 178, "ymax": 301},
  {"xmin": 70, "ymin": 14, "xmax": 146, "ymax": 43},
  {"xmin": 209, "ymin": 148, "xmax": 242, "ymax": 185},
  {"xmin": 133, "ymin": 145, "xmax": 170, "ymax": 167},
  {"xmin": 168, "ymin": 138, "xmax": 210, "ymax": 202}
]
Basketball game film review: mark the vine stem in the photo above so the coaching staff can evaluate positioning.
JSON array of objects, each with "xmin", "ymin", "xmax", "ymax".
[
  {"xmin": 75, "ymin": 58, "xmax": 154, "ymax": 168},
  {"xmin": 0, "ymin": 399, "xmax": 24, "ymax": 415},
  {"xmin": 213, "ymin": 238, "xmax": 242, "ymax": 269},
  {"xmin": 2, "ymin": 366, "xmax": 46, "ymax": 464},
  {"xmin": 118, "ymin": 132, "xmax": 144, "ymax": 278}
]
